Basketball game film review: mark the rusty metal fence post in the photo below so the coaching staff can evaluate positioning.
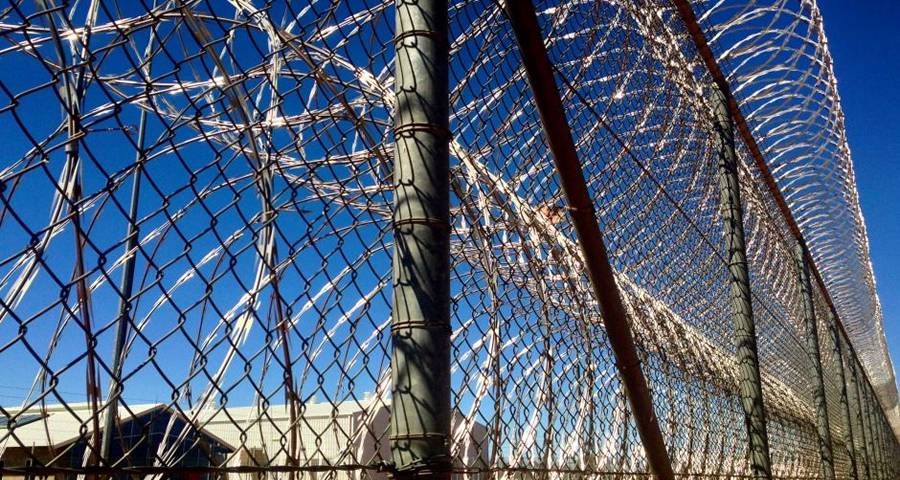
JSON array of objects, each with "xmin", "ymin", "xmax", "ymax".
[{"xmin": 391, "ymin": 0, "xmax": 452, "ymax": 478}]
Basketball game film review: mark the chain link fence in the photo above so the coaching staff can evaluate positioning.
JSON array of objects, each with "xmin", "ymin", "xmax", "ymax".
[{"xmin": 0, "ymin": 0, "xmax": 897, "ymax": 479}]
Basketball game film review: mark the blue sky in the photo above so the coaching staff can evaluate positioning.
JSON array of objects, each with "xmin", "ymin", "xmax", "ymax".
[
  {"xmin": 818, "ymin": 0, "xmax": 900, "ymax": 384},
  {"xmin": 0, "ymin": 0, "xmax": 897, "ymax": 409}
]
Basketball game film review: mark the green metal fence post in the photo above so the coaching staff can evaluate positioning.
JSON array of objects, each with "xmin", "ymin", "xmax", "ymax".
[
  {"xmin": 883, "ymin": 419, "xmax": 896, "ymax": 476},
  {"xmin": 872, "ymin": 413, "xmax": 885, "ymax": 480},
  {"xmin": 711, "ymin": 86, "xmax": 773, "ymax": 480},
  {"xmin": 793, "ymin": 244, "xmax": 835, "ymax": 480},
  {"xmin": 881, "ymin": 418, "xmax": 896, "ymax": 477},
  {"xmin": 858, "ymin": 364, "xmax": 879, "ymax": 479},
  {"xmin": 391, "ymin": 0, "xmax": 451, "ymax": 478},
  {"xmin": 872, "ymin": 412, "xmax": 889, "ymax": 478},
  {"xmin": 848, "ymin": 359, "xmax": 873, "ymax": 480},
  {"xmin": 863, "ymin": 386, "xmax": 883, "ymax": 480},
  {"xmin": 869, "ymin": 391, "xmax": 890, "ymax": 479},
  {"xmin": 872, "ymin": 387, "xmax": 888, "ymax": 479},
  {"xmin": 829, "ymin": 311, "xmax": 861, "ymax": 480}
]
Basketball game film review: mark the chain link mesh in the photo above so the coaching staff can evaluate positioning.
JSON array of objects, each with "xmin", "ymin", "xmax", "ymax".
[{"xmin": 0, "ymin": 0, "xmax": 896, "ymax": 479}]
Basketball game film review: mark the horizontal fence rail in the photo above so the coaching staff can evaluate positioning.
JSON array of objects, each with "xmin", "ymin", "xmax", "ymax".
[{"xmin": 0, "ymin": 0, "xmax": 897, "ymax": 479}]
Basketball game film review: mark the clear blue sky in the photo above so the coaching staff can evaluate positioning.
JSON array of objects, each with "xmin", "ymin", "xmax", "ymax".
[{"xmin": 818, "ymin": 0, "xmax": 900, "ymax": 383}]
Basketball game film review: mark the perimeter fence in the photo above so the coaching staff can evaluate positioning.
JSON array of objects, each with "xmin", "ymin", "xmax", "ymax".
[{"xmin": 0, "ymin": 0, "xmax": 897, "ymax": 479}]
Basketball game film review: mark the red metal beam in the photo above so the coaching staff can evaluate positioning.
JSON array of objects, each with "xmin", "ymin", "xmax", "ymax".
[{"xmin": 503, "ymin": 2, "xmax": 675, "ymax": 478}]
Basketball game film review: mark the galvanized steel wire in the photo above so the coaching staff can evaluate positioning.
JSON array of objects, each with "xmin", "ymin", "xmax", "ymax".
[{"xmin": 0, "ymin": 0, "xmax": 896, "ymax": 478}]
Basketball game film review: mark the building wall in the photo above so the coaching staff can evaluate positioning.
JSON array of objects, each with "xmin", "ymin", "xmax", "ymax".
[{"xmin": 203, "ymin": 404, "xmax": 487, "ymax": 480}]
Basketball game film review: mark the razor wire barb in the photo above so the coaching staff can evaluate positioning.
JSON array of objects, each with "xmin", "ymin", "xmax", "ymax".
[{"xmin": 0, "ymin": 0, "xmax": 897, "ymax": 479}]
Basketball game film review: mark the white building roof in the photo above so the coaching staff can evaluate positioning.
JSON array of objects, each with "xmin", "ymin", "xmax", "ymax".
[
  {"xmin": 1, "ymin": 400, "xmax": 487, "ymax": 468},
  {"xmin": 0, "ymin": 402, "xmax": 234, "ymax": 451},
  {"xmin": 0, "ymin": 402, "xmax": 161, "ymax": 449}
]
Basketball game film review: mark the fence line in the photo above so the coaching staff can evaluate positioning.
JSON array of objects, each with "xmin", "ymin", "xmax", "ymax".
[{"xmin": 0, "ymin": 0, "xmax": 897, "ymax": 479}]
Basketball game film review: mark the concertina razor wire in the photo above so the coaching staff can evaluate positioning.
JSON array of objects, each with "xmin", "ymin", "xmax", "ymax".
[{"xmin": 0, "ymin": 0, "xmax": 896, "ymax": 478}]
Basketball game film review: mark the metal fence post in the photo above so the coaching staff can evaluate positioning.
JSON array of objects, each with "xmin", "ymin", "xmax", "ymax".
[
  {"xmin": 871, "ymin": 412, "xmax": 884, "ymax": 480},
  {"xmin": 882, "ymin": 419, "xmax": 892, "ymax": 477},
  {"xmin": 711, "ymin": 86, "xmax": 772, "ymax": 480},
  {"xmin": 862, "ymin": 384, "xmax": 885, "ymax": 479},
  {"xmin": 882, "ymin": 417, "xmax": 889, "ymax": 472},
  {"xmin": 848, "ymin": 359, "xmax": 873, "ymax": 480},
  {"xmin": 391, "ymin": 0, "xmax": 451, "ymax": 478},
  {"xmin": 793, "ymin": 244, "xmax": 835, "ymax": 480},
  {"xmin": 867, "ymin": 388, "xmax": 886, "ymax": 480},
  {"xmin": 866, "ymin": 384, "xmax": 889, "ymax": 480},
  {"xmin": 882, "ymin": 419, "xmax": 895, "ymax": 476},
  {"xmin": 829, "ymin": 311, "xmax": 861, "ymax": 480}
]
